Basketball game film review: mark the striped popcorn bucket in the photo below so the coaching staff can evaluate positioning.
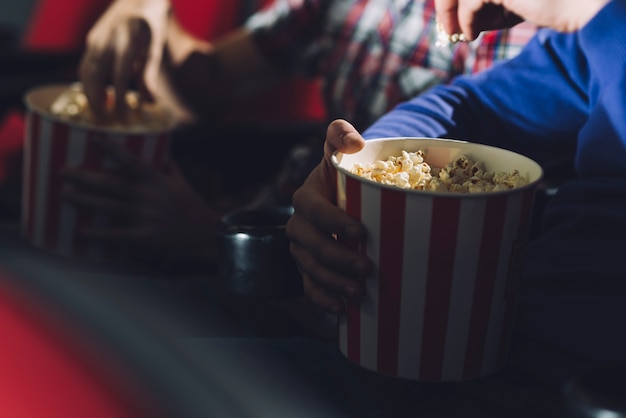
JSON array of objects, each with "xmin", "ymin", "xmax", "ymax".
[
  {"xmin": 332, "ymin": 138, "xmax": 543, "ymax": 381},
  {"xmin": 22, "ymin": 84, "xmax": 174, "ymax": 261}
]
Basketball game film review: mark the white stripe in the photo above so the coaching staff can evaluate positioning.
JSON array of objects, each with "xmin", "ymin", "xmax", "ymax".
[
  {"xmin": 108, "ymin": 133, "xmax": 127, "ymax": 164},
  {"xmin": 22, "ymin": 112, "xmax": 34, "ymax": 234},
  {"xmin": 33, "ymin": 118, "xmax": 54, "ymax": 247},
  {"xmin": 481, "ymin": 193, "xmax": 523, "ymax": 375},
  {"xmin": 140, "ymin": 133, "xmax": 158, "ymax": 163},
  {"xmin": 86, "ymin": 132, "xmax": 123, "ymax": 260},
  {"xmin": 337, "ymin": 171, "xmax": 347, "ymax": 212},
  {"xmin": 338, "ymin": 315, "xmax": 348, "ymax": 357},
  {"xmin": 57, "ymin": 129, "xmax": 87, "ymax": 256},
  {"xmin": 397, "ymin": 194, "xmax": 433, "ymax": 379},
  {"xmin": 337, "ymin": 172, "xmax": 348, "ymax": 356},
  {"xmin": 442, "ymin": 198, "xmax": 485, "ymax": 380},
  {"xmin": 360, "ymin": 183, "xmax": 381, "ymax": 371}
]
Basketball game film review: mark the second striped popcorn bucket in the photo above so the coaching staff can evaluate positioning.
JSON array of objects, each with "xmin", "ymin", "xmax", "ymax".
[
  {"xmin": 22, "ymin": 84, "xmax": 175, "ymax": 261},
  {"xmin": 332, "ymin": 137, "xmax": 543, "ymax": 381}
]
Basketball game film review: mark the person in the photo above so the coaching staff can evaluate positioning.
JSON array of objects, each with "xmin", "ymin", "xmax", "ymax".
[
  {"xmin": 0, "ymin": 0, "xmax": 323, "ymax": 227},
  {"xmin": 62, "ymin": 0, "xmax": 536, "ymax": 267},
  {"xmin": 286, "ymin": 0, "xmax": 626, "ymax": 389}
]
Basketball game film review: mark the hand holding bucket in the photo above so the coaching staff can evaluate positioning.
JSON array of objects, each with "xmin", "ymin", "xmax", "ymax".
[
  {"xmin": 22, "ymin": 83, "xmax": 175, "ymax": 261},
  {"xmin": 332, "ymin": 137, "xmax": 543, "ymax": 381}
]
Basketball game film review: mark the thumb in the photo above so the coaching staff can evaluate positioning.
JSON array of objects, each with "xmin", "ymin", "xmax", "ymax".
[{"xmin": 324, "ymin": 119, "xmax": 365, "ymax": 159}]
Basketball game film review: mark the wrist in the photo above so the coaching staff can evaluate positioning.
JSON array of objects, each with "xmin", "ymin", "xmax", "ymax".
[
  {"xmin": 578, "ymin": 0, "xmax": 611, "ymax": 28},
  {"xmin": 110, "ymin": 0, "xmax": 171, "ymax": 24}
]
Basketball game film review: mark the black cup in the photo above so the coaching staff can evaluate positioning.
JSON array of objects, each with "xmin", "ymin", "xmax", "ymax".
[{"xmin": 216, "ymin": 206, "xmax": 302, "ymax": 300}]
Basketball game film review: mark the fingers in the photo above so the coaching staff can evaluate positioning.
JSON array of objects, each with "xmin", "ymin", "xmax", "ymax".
[
  {"xmin": 435, "ymin": 0, "xmax": 484, "ymax": 41},
  {"xmin": 434, "ymin": 0, "xmax": 463, "ymax": 36},
  {"xmin": 62, "ymin": 186, "xmax": 147, "ymax": 220},
  {"xmin": 78, "ymin": 224, "xmax": 157, "ymax": 242},
  {"xmin": 324, "ymin": 119, "xmax": 365, "ymax": 158},
  {"xmin": 61, "ymin": 139, "xmax": 162, "ymax": 201},
  {"xmin": 79, "ymin": 16, "xmax": 153, "ymax": 119},
  {"xmin": 79, "ymin": 48, "xmax": 113, "ymax": 119},
  {"xmin": 434, "ymin": 0, "xmax": 526, "ymax": 40},
  {"xmin": 290, "ymin": 167, "xmax": 365, "ymax": 242},
  {"xmin": 288, "ymin": 209, "xmax": 370, "ymax": 282},
  {"xmin": 62, "ymin": 169, "xmax": 139, "ymax": 202},
  {"xmin": 302, "ymin": 273, "xmax": 348, "ymax": 315},
  {"xmin": 287, "ymin": 166, "xmax": 373, "ymax": 313},
  {"xmin": 112, "ymin": 19, "xmax": 152, "ymax": 118},
  {"xmin": 91, "ymin": 137, "xmax": 157, "ymax": 180},
  {"xmin": 286, "ymin": 120, "xmax": 374, "ymax": 312},
  {"xmin": 455, "ymin": 0, "xmax": 480, "ymax": 40},
  {"xmin": 112, "ymin": 28, "xmax": 134, "ymax": 119},
  {"xmin": 290, "ymin": 235, "xmax": 366, "ymax": 313}
]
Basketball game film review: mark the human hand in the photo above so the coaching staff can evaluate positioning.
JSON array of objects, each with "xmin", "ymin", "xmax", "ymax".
[
  {"xmin": 286, "ymin": 120, "xmax": 374, "ymax": 314},
  {"xmin": 61, "ymin": 137, "xmax": 222, "ymax": 267},
  {"xmin": 435, "ymin": 0, "xmax": 611, "ymax": 40},
  {"xmin": 79, "ymin": 0, "xmax": 171, "ymax": 120}
]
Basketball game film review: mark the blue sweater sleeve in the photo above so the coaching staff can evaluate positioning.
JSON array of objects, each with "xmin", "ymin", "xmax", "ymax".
[
  {"xmin": 573, "ymin": 0, "xmax": 626, "ymax": 177},
  {"xmin": 364, "ymin": 0, "xmax": 626, "ymax": 178}
]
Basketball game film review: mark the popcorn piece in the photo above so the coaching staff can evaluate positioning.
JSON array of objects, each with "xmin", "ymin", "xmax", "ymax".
[
  {"xmin": 50, "ymin": 84, "xmax": 171, "ymax": 131},
  {"xmin": 350, "ymin": 149, "xmax": 529, "ymax": 193},
  {"xmin": 435, "ymin": 22, "xmax": 467, "ymax": 48}
]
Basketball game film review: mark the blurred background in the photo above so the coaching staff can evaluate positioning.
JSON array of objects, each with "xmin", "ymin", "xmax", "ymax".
[{"xmin": 0, "ymin": 1, "xmax": 35, "ymax": 37}]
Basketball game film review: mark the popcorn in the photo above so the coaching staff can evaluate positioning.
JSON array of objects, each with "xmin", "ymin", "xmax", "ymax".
[
  {"xmin": 350, "ymin": 149, "xmax": 529, "ymax": 193},
  {"xmin": 50, "ymin": 83, "xmax": 171, "ymax": 131},
  {"xmin": 435, "ymin": 22, "xmax": 467, "ymax": 48}
]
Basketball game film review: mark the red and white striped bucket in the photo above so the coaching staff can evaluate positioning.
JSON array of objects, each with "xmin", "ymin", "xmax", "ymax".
[
  {"xmin": 22, "ymin": 84, "xmax": 174, "ymax": 260},
  {"xmin": 332, "ymin": 137, "xmax": 543, "ymax": 381}
]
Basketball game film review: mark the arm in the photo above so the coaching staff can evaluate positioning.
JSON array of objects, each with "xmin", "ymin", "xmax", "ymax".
[
  {"xmin": 79, "ymin": 0, "xmax": 284, "ymax": 121},
  {"xmin": 79, "ymin": 0, "xmax": 171, "ymax": 118},
  {"xmin": 364, "ymin": 30, "xmax": 586, "ymax": 171},
  {"xmin": 287, "ymin": 30, "xmax": 586, "ymax": 313},
  {"xmin": 159, "ymin": 24, "xmax": 282, "ymax": 122},
  {"xmin": 434, "ymin": 0, "xmax": 609, "ymax": 40},
  {"xmin": 567, "ymin": 0, "xmax": 626, "ymax": 177},
  {"xmin": 369, "ymin": 0, "xmax": 626, "ymax": 176},
  {"xmin": 288, "ymin": 0, "xmax": 626, "ymax": 313}
]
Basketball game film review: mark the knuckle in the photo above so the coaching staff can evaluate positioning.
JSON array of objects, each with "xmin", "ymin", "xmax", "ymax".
[
  {"xmin": 308, "ymin": 236, "xmax": 329, "ymax": 262},
  {"xmin": 291, "ymin": 187, "xmax": 306, "ymax": 209}
]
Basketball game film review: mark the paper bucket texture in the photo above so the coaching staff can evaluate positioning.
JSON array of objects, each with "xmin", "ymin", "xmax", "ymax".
[
  {"xmin": 22, "ymin": 84, "xmax": 173, "ymax": 260},
  {"xmin": 333, "ymin": 137, "xmax": 543, "ymax": 381}
]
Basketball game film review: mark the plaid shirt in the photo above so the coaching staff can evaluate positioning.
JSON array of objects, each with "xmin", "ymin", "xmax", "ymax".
[{"xmin": 246, "ymin": 0, "xmax": 537, "ymax": 131}]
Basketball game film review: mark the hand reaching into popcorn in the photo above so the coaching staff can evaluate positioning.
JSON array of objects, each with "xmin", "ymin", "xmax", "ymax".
[
  {"xmin": 79, "ymin": 0, "xmax": 281, "ymax": 124},
  {"xmin": 61, "ymin": 137, "xmax": 222, "ymax": 268},
  {"xmin": 286, "ymin": 120, "xmax": 374, "ymax": 314},
  {"xmin": 79, "ymin": 0, "xmax": 172, "ymax": 120},
  {"xmin": 434, "ymin": 0, "xmax": 610, "ymax": 41}
]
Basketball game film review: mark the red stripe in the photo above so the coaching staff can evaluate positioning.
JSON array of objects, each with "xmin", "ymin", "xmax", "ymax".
[
  {"xmin": 497, "ymin": 295, "xmax": 516, "ymax": 370},
  {"xmin": 25, "ymin": 113, "xmax": 41, "ymax": 241},
  {"xmin": 124, "ymin": 134, "xmax": 145, "ymax": 159},
  {"xmin": 329, "ymin": 161, "xmax": 338, "ymax": 206},
  {"xmin": 153, "ymin": 134, "xmax": 171, "ymax": 170},
  {"xmin": 376, "ymin": 188, "xmax": 405, "ymax": 375},
  {"xmin": 497, "ymin": 189, "xmax": 536, "ymax": 367},
  {"xmin": 463, "ymin": 194, "xmax": 508, "ymax": 378},
  {"xmin": 101, "ymin": 134, "xmax": 146, "ymax": 260},
  {"xmin": 344, "ymin": 174, "xmax": 362, "ymax": 364},
  {"xmin": 43, "ymin": 122, "xmax": 71, "ymax": 250},
  {"xmin": 420, "ymin": 197, "xmax": 461, "ymax": 380},
  {"xmin": 333, "ymin": 166, "xmax": 341, "ymax": 344},
  {"xmin": 505, "ymin": 189, "xmax": 535, "ymax": 295},
  {"xmin": 73, "ymin": 131, "xmax": 105, "ymax": 257}
]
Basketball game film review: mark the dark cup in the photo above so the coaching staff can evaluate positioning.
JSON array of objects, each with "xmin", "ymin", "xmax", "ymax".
[{"xmin": 216, "ymin": 206, "xmax": 302, "ymax": 300}]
